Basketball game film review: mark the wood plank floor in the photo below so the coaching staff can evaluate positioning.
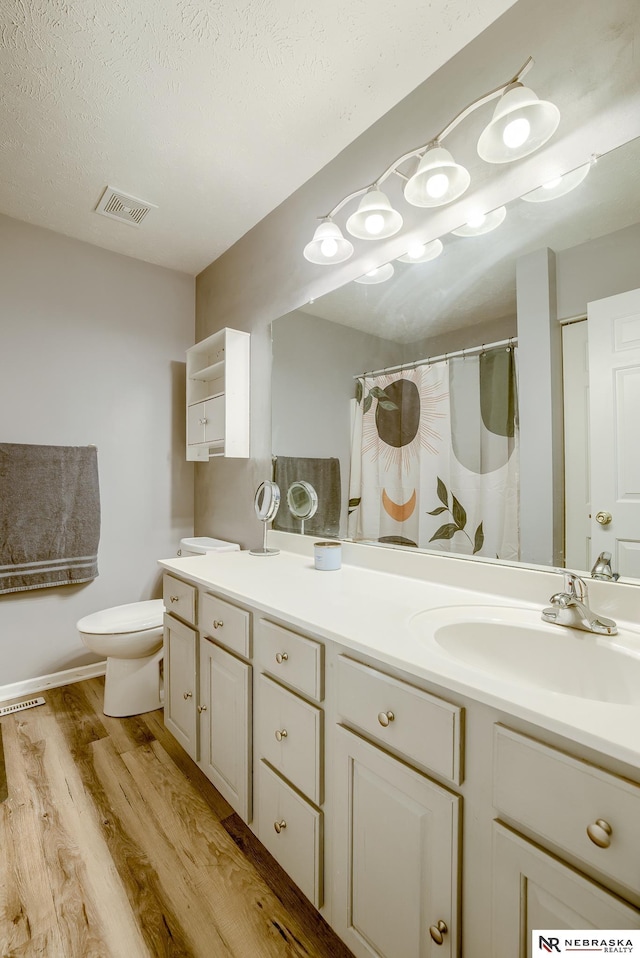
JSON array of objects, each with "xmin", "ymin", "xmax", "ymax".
[{"xmin": 0, "ymin": 678, "xmax": 353, "ymax": 958}]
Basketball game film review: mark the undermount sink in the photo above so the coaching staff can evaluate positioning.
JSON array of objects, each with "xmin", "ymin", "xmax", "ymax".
[{"xmin": 408, "ymin": 605, "xmax": 640, "ymax": 705}]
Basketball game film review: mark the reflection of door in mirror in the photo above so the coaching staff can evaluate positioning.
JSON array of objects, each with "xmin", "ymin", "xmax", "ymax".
[{"xmin": 563, "ymin": 287, "xmax": 640, "ymax": 579}]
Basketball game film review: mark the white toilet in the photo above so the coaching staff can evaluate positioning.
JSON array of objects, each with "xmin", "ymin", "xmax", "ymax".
[
  {"xmin": 77, "ymin": 599, "xmax": 165, "ymax": 717},
  {"xmin": 78, "ymin": 537, "xmax": 239, "ymax": 718}
]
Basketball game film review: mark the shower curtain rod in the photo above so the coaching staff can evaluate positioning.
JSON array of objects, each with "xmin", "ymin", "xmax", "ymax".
[{"xmin": 354, "ymin": 337, "xmax": 517, "ymax": 380}]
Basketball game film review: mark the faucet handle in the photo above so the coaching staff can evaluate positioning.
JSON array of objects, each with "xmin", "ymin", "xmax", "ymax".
[{"xmin": 563, "ymin": 571, "xmax": 587, "ymax": 601}]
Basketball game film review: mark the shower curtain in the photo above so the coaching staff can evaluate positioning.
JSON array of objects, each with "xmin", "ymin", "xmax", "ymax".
[{"xmin": 348, "ymin": 347, "xmax": 519, "ymax": 560}]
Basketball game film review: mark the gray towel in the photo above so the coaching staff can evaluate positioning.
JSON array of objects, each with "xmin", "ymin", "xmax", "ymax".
[
  {"xmin": 273, "ymin": 456, "xmax": 341, "ymax": 537},
  {"xmin": 0, "ymin": 443, "xmax": 100, "ymax": 595}
]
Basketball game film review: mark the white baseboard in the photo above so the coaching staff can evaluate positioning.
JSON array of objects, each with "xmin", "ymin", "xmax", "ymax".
[{"xmin": 0, "ymin": 661, "xmax": 107, "ymax": 704}]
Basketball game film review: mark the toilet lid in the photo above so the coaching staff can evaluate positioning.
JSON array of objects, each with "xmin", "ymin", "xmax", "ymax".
[{"xmin": 77, "ymin": 599, "xmax": 164, "ymax": 634}]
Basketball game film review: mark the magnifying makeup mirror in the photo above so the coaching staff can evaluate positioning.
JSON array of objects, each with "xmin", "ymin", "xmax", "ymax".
[
  {"xmin": 287, "ymin": 480, "xmax": 318, "ymax": 536},
  {"xmin": 250, "ymin": 480, "xmax": 281, "ymax": 556}
]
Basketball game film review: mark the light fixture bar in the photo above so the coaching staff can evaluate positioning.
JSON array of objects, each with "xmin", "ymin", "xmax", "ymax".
[{"xmin": 320, "ymin": 57, "xmax": 535, "ymax": 221}]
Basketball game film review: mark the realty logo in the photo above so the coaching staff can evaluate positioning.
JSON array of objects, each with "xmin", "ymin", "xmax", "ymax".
[{"xmin": 539, "ymin": 938, "xmax": 561, "ymax": 954}]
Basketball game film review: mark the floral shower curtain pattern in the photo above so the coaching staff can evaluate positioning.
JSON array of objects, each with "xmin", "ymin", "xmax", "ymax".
[{"xmin": 348, "ymin": 346, "xmax": 519, "ymax": 560}]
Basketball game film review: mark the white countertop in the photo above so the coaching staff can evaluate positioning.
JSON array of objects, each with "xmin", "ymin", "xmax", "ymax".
[{"xmin": 159, "ymin": 546, "xmax": 640, "ymax": 768}]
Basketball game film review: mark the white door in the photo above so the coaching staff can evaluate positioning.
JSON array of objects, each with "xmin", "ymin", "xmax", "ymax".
[
  {"xmin": 562, "ymin": 321, "xmax": 591, "ymax": 570},
  {"xmin": 333, "ymin": 726, "xmax": 460, "ymax": 958},
  {"xmin": 588, "ymin": 288, "xmax": 640, "ymax": 578},
  {"xmin": 492, "ymin": 823, "xmax": 640, "ymax": 958},
  {"xmin": 198, "ymin": 638, "xmax": 252, "ymax": 821},
  {"xmin": 163, "ymin": 614, "xmax": 198, "ymax": 760}
]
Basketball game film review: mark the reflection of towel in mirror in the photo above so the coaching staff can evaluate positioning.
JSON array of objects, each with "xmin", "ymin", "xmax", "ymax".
[
  {"xmin": 273, "ymin": 456, "xmax": 341, "ymax": 537},
  {"xmin": 0, "ymin": 443, "xmax": 101, "ymax": 594}
]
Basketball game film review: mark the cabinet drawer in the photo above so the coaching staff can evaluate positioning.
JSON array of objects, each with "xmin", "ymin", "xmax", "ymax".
[
  {"xmin": 200, "ymin": 592, "xmax": 251, "ymax": 658},
  {"xmin": 163, "ymin": 573, "xmax": 196, "ymax": 626},
  {"xmin": 258, "ymin": 619, "xmax": 323, "ymax": 701},
  {"xmin": 494, "ymin": 726, "xmax": 640, "ymax": 895},
  {"xmin": 257, "ymin": 761, "xmax": 323, "ymax": 907},
  {"xmin": 337, "ymin": 656, "xmax": 463, "ymax": 785},
  {"xmin": 257, "ymin": 675, "xmax": 322, "ymax": 805}
]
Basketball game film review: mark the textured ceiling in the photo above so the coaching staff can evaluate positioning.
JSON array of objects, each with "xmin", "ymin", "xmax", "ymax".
[{"xmin": 0, "ymin": 0, "xmax": 516, "ymax": 275}]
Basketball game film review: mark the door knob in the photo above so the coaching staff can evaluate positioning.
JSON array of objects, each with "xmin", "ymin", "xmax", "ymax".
[
  {"xmin": 377, "ymin": 710, "xmax": 395, "ymax": 727},
  {"xmin": 274, "ymin": 820, "xmax": 287, "ymax": 834},
  {"xmin": 275, "ymin": 729, "xmax": 288, "ymax": 742},
  {"xmin": 213, "ymin": 620, "xmax": 224, "ymax": 629},
  {"xmin": 198, "ymin": 704, "xmax": 207, "ymax": 713},
  {"xmin": 183, "ymin": 691, "xmax": 193, "ymax": 699},
  {"xmin": 595, "ymin": 511, "xmax": 612, "ymax": 525},
  {"xmin": 275, "ymin": 651, "xmax": 289, "ymax": 664},
  {"xmin": 587, "ymin": 819, "xmax": 612, "ymax": 848},
  {"xmin": 429, "ymin": 920, "xmax": 448, "ymax": 944}
]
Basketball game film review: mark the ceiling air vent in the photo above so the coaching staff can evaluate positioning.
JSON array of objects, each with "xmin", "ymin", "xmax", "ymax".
[{"xmin": 95, "ymin": 186, "xmax": 157, "ymax": 227}]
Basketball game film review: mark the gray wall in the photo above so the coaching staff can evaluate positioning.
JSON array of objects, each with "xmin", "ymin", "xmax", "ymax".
[
  {"xmin": 0, "ymin": 215, "xmax": 195, "ymax": 687},
  {"xmin": 556, "ymin": 222, "xmax": 640, "ymax": 320}
]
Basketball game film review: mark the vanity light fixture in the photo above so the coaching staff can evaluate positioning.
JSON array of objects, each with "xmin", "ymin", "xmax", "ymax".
[
  {"xmin": 354, "ymin": 263, "xmax": 395, "ymax": 284},
  {"xmin": 521, "ymin": 161, "xmax": 591, "ymax": 203},
  {"xmin": 303, "ymin": 57, "xmax": 560, "ymax": 266},
  {"xmin": 396, "ymin": 238, "xmax": 444, "ymax": 263},
  {"xmin": 451, "ymin": 205, "xmax": 507, "ymax": 237},
  {"xmin": 477, "ymin": 82, "xmax": 560, "ymax": 163},
  {"xmin": 303, "ymin": 219, "xmax": 355, "ymax": 265},
  {"xmin": 345, "ymin": 188, "xmax": 403, "ymax": 240}
]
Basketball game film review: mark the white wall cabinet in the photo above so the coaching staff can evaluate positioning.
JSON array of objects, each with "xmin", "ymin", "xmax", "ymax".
[
  {"xmin": 186, "ymin": 327, "xmax": 250, "ymax": 461},
  {"xmin": 333, "ymin": 725, "xmax": 460, "ymax": 958}
]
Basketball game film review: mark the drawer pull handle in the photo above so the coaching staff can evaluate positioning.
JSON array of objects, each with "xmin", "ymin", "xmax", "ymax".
[
  {"xmin": 377, "ymin": 710, "xmax": 395, "ymax": 727},
  {"xmin": 587, "ymin": 819, "xmax": 612, "ymax": 848},
  {"xmin": 274, "ymin": 820, "xmax": 287, "ymax": 834},
  {"xmin": 275, "ymin": 728, "xmax": 288, "ymax": 742},
  {"xmin": 169, "ymin": 595, "xmax": 180, "ymax": 603},
  {"xmin": 183, "ymin": 691, "xmax": 193, "ymax": 700},
  {"xmin": 275, "ymin": 651, "xmax": 289, "ymax": 664},
  {"xmin": 429, "ymin": 920, "xmax": 448, "ymax": 945},
  {"xmin": 213, "ymin": 620, "xmax": 224, "ymax": 629},
  {"xmin": 198, "ymin": 705, "xmax": 207, "ymax": 713}
]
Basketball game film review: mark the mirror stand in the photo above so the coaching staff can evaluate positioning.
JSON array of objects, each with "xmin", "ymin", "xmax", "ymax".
[{"xmin": 250, "ymin": 480, "xmax": 281, "ymax": 556}]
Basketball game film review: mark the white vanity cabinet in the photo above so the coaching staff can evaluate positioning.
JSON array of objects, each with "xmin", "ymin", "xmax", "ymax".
[
  {"xmin": 163, "ymin": 573, "xmax": 253, "ymax": 820},
  {"xmin": 333, "ymin": 655, "xmax": 463, "ymax": 958},
  {"xmin": 253, "ymin": 618, "xmax": 325, "ymax": 908},
  {"xmin": 186, "ymin": 327, "xmax": 250, "ymax": 461},
  {"xmin": 491, "ymin": 726, "xmax": 640, "ymax": 955},
  {"xmin": 163, "ymin": 574, "xmax": 199, "ymax": 760}
]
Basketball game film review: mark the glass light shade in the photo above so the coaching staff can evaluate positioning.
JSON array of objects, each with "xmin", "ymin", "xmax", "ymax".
[
  {"xmin": 404, "ymin": 146, "xmax": 470, "ymax": 208},
  {"xmin": 451, "ymin": 206, "xmax": 507, "ymax": 237},
  {"xmin": 303, "ymin": 220, "xmax": 354, "ymax": 265},
  {"xmin": 345, "ymin": 189, "xmax": 403, "ymax": 240},
  {"xmin": 477, "ymin": 83, "xmax": 560, "ymax": 164},
  {"xmin": 397, "ymin": 238, "xmax": 444, "ymax": 263},
  {"xmin": 521, "ymin": 162, "xmax": 591, "ymax": 203},
  {"xmin": 354, "ymin": 263, "xmax": 395, "ymax": 284}
]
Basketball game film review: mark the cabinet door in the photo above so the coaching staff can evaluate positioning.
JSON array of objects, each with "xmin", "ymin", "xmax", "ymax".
[
  {"xmin": 333, "ymin": 726, "xmax": 460, "ymax": 958},
  {"xmin": 187, "ymin": 402, "xmax": 206, "ymax": 446},
  {"xmin": 202, "ymin": 395, "xmax": 225, "ymax": 445},
  {"xmin": 163, "ymin": 614, "xmax": 198, "ymax": 760},
  {"xmin": 199, "ymin": 639, "xmax": 252, "ymax": 822},
  {"xmin": 492, "ymin": 823, "xmax": 640, "ymax": 958}
]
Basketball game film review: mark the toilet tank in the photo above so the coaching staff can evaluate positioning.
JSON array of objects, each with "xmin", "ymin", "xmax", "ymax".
[{"xmin": 180, "ymin": 536, "xmax": 240, "ymax": 556}]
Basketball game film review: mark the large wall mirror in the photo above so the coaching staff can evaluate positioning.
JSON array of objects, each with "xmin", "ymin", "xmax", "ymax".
[{"xmin": 272, "ymin": 132, "xmax": 640, "ymax": 583}]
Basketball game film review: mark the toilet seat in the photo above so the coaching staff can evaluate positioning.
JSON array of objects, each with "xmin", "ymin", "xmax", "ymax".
[{"xmin": 77, "ymin": 598, "xmax": 164, "ymax": 635}]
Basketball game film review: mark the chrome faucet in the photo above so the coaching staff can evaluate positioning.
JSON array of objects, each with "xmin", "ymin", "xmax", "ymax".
[
  {"xmin": 541, "ymin": 571, "xmax": 617, "ymax": 635},
  {"xmin": 590, "ymin": 551, "xmax": 619, "ymax": 581}
]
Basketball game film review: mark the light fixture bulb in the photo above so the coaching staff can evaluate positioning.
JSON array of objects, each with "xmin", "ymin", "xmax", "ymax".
[
  {"xmin": 364, "ymin": 213, "xmax": 385, "ymax": 235},
  {"xmin": 354, "ymin": 263, "xmax": 395, "ymax": 284},
  {"xmin": 404, "ymin": 145, "xmax": 470, "ymax": 208},
  {"xmin": 346, "ymin": 188, "xmax": 403, "ymax": 240},
  {"xmin": 426, "ymin": 173, "xmax": 449, "ymax": 199},
  {"xmin": 502, "ymin": 117, "xmax": 531, "ymax": 149},
  {"xmin": 477, "ymin": 82, "xmax": 560, "ymax": 164},
  {"xmin": 451, "ymin": 206, "xmax": 506, "ymax": 237},
  {"xmin": 521, "ymin": 161, "xmax": 591, "ymax": 203},
  {"xmin": 396, "ymin": 238, "xmax": 444, "ymax": 264},
  {"xmin": 320, "ymin": 237, "xmax": 338, "ymax": 257},
  {"xmin": 303, "ymin": 220, "xmax": 354, "ymax": 265}
]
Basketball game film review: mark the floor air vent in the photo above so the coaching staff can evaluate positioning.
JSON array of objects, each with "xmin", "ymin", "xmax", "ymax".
[
  {"xmin": 0, "ymin": 696, "xmax": 46, "ymax": 717},
  {"xmin": 95, "ymin": 186, "xmax": 157, "ymax": 227}
]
